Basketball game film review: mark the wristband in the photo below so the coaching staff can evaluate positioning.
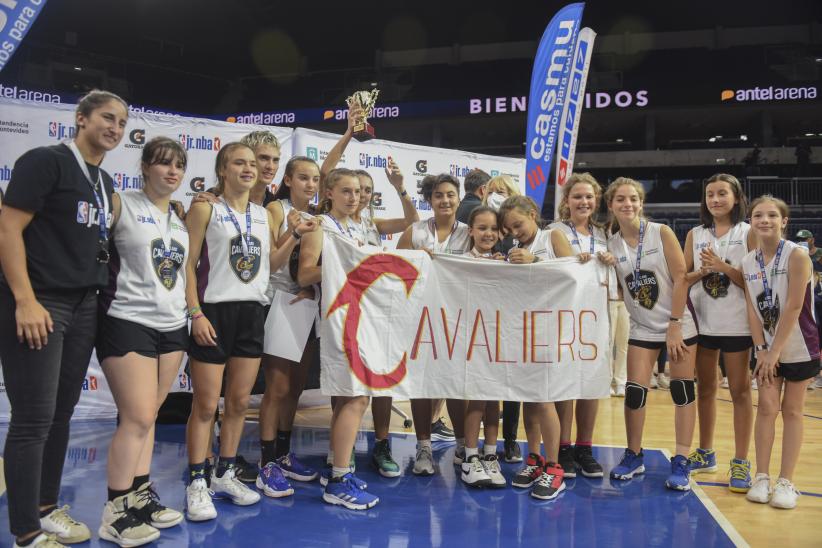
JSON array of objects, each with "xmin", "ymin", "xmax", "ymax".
[
  {"xmin": 191, "ymin": 313, "xmax": 205, "ymax": 320},
  {"xmin": 189, "ymin": 306, "xmax": 202, "ymax": 317},
  {"xmin": 292, "ymin": 230, "xmax": 302, "ymax": 240},
  {"xmin": 755, "ymin": 343, "xmax": 769, "ymax": 352},
  {"xmin": 400, "ymin": 189, "xmax": 408, "ymax": 197},
  {"xmin": 669, "ymin": 317, "xmax": 681, "ymax": 323}
]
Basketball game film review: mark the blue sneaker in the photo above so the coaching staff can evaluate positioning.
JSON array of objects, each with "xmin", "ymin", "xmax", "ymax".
[
  {"xmin": 687, "ymin": 448, "xmax": 717, "ymax": 474},
  {"xmin": 728, "ymin": 458, "xmax": 752, "ymax": 493},
  {"xmin": 319, "ymin": 465, "xmax": 368, "ymax": 490},
  {"xmin": 666, "ymin": 455, "xmax": 692, "ymax": 491},
  {"xmin": 255, "ymin": 462, "xmax": 294, "ymax": 498},
  {"xmin": 610, "ymin": 449, "xmax": 645, "ymax": 480},
  {"xmin": 277, "ymin": 453, "xmax": 318, "ymax": 482},
  {"xmin": 322, "ymin": 473, "xmax": 379, "ymax": 510}
]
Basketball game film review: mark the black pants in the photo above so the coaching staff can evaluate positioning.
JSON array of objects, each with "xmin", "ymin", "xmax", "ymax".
[
  {"xmin": 0, "ymin": 286, "xmax": 97, "ymax": 537},
  {"xmin": 502, "ymin": 401, "xmax": 520, "ymax": 442}
]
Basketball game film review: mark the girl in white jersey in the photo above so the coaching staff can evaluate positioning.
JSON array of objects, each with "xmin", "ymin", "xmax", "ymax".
[
  {"xmin": 742, "ymin": 195, "xmax": 820, "ymax": 510},
  {"xmin": 499, "ymin": 195, "xmax": 576, "ymax": 501},
  {"xmin": 549, "ymin": 173, "xmax": 618, "ymax": 481},
  {"xmin": 297, "ymin": 168, "xmax": 380, "ymax": 510},
  {"xmin": 605, "ymin": 178, "xmax": 699, "ymax": 492},
  {"xmin": 96, "ymin": 137, "xmax": 189, "ymax": 546},
  {"xmin": 396, "ymin": 174, "xmax": 471, "ymax": 477},
  {"xmin": 183, "ymin": 143, "xmax": 316, "ymax": 522},
  {"xmin": 683, "ymin": 174, "xmax": 755, "ymax": 491}
]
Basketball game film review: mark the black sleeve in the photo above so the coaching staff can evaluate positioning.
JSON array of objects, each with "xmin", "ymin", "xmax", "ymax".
[{"xmin": 3, "ymin": 148, "xmax": 59, "ymax": 213}]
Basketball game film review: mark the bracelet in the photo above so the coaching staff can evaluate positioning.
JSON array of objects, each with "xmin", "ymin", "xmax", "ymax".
[
  {"xmin": 669, "ymin": 317, "xmax": 681, "ymax": 323},
  {"xmin": 292, "ymin": 230, "xmax": 302, "ymax": 240},
  {"xmin": 400, "ymin": 189, "xmax": 408, "ymax": 197},
  {"xmin": 191, "ymin": 313, "xmax": 205, "ymax": 320},
  {"xmin": 189, "ymin": 306, "xmax": 202, "ymax": 317}
]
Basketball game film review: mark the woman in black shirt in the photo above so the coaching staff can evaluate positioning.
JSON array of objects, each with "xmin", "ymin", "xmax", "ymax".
[{"xmin": 0, "ymin": 90, "xmax": 128, "ymax": 548}]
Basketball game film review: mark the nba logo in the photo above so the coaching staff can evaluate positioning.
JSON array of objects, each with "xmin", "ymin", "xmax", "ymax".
[
  {"xmin": 48, "ymin": 122, "xmax": 57, "ymax": 137},
  {"xmin": 76, "ymin": 201, "xmax": 89, "ymax": 224}
]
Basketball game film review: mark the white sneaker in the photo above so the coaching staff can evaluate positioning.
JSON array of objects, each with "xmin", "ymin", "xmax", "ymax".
[
  {"xmin": 615, "ymin": 384, "xmax": 626, "ymax": 398},
  {"xmin": 751, "ymin": 378, "xmax": 758, "ymax": 390},
  {"xmin": 657, "ymin": 374, "xmax": 670, "ymax": 390},
  {"xmin": 482, "ymin": 454, "xmax": 507, "ymax": 488},
  {"xmin": 650, "ymin": 374, "xmax": 659, "ymax": 389},
  {"xmin": 412, "ymin": 444, "xmax": 435, "ymax": 476},
  {"xmin": 720, "ymin": 377, "xmax": 729, "ymax": 388},
  {"xmin": 770, "ymin": 477, "xmax": 800, "ymax": 509},
  {"xmin": 14, "ymin": 533, "xmax": 65, "ymax": 547},
  {"xmin": 98, "ymin": 492, "xmax": 160, "ymax": 547},
  {"xmin": 746, "ymin": 473, "xmax": 771, "ymax": 503},
  {"xmin": 609, "ymin": 386, "xmax": 616, "ymax": 396},
  {"xmin": 813, "ymin": 375, "xmax": 822, "ymax": 390},
  {"xmin": 461, "ymin": 454, "xmax": 492, "ymax": 487},
  {"xmin": 132, "ymin": 482, "xmax": 183, "ymax": 529},
  {"xmin": 40, "ymin": 505, "xmax": 90, "ymax": 544},
  {"xmin": 211, "ymin": 467, "xmax": 261, "ymax": 506},
  {"xmin": 185, "ymin": 478, "xmax": 217, "ymax": 521}
]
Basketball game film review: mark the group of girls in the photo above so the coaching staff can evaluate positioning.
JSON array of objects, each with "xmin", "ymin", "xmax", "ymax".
[{"xmin": 0, "ymin": 89, "xmax": 816, "ymax": 548}]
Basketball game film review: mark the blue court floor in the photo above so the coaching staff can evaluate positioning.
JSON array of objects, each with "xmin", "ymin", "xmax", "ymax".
[{"xmin": 0, "ymin": 421, "xmax": 742, "ymax": 547}]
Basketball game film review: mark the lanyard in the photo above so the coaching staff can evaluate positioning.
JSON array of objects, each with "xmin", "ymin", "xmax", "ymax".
[
  {"xmin": 621, "ymin": 220, "xmax": 646, "ymax": 303},
  {"xmin": 429, "ymin": 217, "xmax": 458, "ymax": 253},
  {"xmin": 567, "ymin": 222, "xmax": 595, "ymax": 254},
  {"xmin": 221, "ymin": 198, "xmax": 252, "ymax": 259},
  {"xmin": 709, "ymin": 224, "xmax": 738, "ymax": 264},
  {"xmin": 141, "ymin": 193, "xmax": 175, "ymax": 258},
  {"xmin": 67, "ymin": 141, "xmax": 109, "ymax": 242},
  {"xmin": 326, "ymin": 213, "xmax": 356, "ymax": 241},
  {"xmin": 756, "ymin": 239, "xmax": 785, "ymax": 312}
]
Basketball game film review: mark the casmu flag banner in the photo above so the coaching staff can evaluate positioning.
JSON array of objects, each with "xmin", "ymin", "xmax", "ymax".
[
  {"xmin": 525, "ymin": 2, "xmax": 584, "ymax": 212},
  {"xmin": 554, "ymin": 27, "xmax": 595, "ymax": 218},
  {"xmin": 320, "ymin": 233, "xmax": 611, "ymax": 401}
]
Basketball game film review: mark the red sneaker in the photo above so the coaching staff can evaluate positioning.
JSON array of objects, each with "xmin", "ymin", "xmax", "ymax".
[
  {"xmin": 531, "ymin": 462, "xmax": 566, "ymax": 500},
  {"xmin": 512, "ymin": 453, "xmax": 545, "ymax": 488}
]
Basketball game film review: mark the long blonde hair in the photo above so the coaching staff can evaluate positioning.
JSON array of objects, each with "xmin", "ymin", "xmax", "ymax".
[
  {"xmin": 603, "ymin": 177, "xmax": 646, "ymax": 234},
  {"xmin": 557, "ymin": 172, "xmax": 603, "ymax": 225},
  {"xmin": 317, "ymin": 168, "xmax": 359, "ymax": 215}
]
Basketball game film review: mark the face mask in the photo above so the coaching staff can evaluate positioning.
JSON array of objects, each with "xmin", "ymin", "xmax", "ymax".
[{"xmin": 486, "ymin": 192, "xmax": 506, "ymax": 211}]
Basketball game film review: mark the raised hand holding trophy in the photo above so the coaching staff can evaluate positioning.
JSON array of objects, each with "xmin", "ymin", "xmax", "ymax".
[{"xmin": 346, "ymin": 89, "xmax": 380, "ymax": 142}]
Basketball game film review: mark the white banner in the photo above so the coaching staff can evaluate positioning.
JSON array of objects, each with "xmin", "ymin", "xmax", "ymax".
[
  {"xmin": 320, "ymin": 233, "xmax": 611, "ymax": 401},
  {"xmin": 292, "ymin": 128, "xmax": 526, "ymax": 249}
]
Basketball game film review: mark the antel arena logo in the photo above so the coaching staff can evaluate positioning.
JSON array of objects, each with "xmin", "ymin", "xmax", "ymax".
[
  {"xmin": 721, "ymin": 86, "xmax": 818, "ymax": 102},
  {"xmin": 125, "ymin": 128, "xmax": 145, "ymax": 149},
  {"xmin": 469, "ymin": 91, "xmax": 648, "ymax": 114}
]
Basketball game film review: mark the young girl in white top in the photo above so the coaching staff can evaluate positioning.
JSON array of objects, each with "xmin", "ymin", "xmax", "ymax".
[
  {"xmin": 742, "ymin": 195, "xmax": 820, "ymax": 510},
  {"xmin": 297, "ymin": 168, "xmax": 380, "ymax": 510},
  {"xmin": 459, "ymin": 206, "xmax": 507, "ymax": 489},
  {"xmin": 605, "ymin": 178, "xmax": 699, "ymax": 492},
  {"xmin": 396, "ymin": 174, "xmax": 471, "ymax": 477},
  {"xmin": 500, "ymin": 195, "xmax": 575, "ymax": 501},
  {"xmin": 683, "ymin": 173, "xmax": 755, "ymax": 490},
  {"xmin": 548, "ymin": 173, "xmax": 617, "ymax": 480}
]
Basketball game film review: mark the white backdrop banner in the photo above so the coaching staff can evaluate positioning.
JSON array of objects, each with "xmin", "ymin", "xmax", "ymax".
[
  {"xmin": 320, "ymin": 233, "xmax": 611, "ymax": 401},
  {"xmin": 292, "ymin": 127, "xmax": 526, "ymax": 249}
]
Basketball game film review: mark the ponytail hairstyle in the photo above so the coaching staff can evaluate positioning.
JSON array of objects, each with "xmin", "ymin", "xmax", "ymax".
[
  {"xmin": 75, "ymin": 89, "xmax": 128, "ymax": 132},
  {"xmin": 603, "ymin": 177, "xmax": 646, "ymax": 234},
  {"xmin": 317, "ymin": 168, "xmax": 359, "ymax": 215},
  {"xmin": 749, "ymin": 194, "xmax": 790, "ymax": 237},
  {"xmin": 272, "ymin": 155, "xmax": 320, "ymax": 211},
  {"xmin": 467, "ymin": 205, "xmax": 500, "ymax": 250},
  {"xmin": 353, "ymin": 169, "xmax": 376, "ymax": 220},
  {"xmin": 419, "ymin": 173, "xmax": 460, "ymax": 204},
  {"xmin": 557, "ymin": 172, "xmax": 603, "ymax": 226},
  {"xmin": 497, "ymin": 195, "xmax": 544, "ymax": 229},
  {"xmin": 140, "ymin": 136, "xmax": 187, "ymax": 179},
  {"xmin": 700, "ymin": 173, "xmax": 748, "ymax": 228},
  {"xmin": 214, "ymin": 142, "xmax": 254, "ymax": 194}
]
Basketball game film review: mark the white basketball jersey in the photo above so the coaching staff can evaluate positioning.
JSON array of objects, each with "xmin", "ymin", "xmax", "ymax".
[
  {"xmin": 197, "ymin": 200, "xmax": 271, "ymax": 305},
  {"xmin": 609, "ymin": 221, "xmax": 697, "ymax": 341},
  {"xmin": 549, "ymin": 221, "xmax": 618, "ymax": 299},
  {"xmin": 410, "ymin": 218, "xmax": 471, "ymax": 254},
  {"xmin": 742, "ymin": 240, "xmax": 819, "ymax": 363},
  {"xmin": 319, "ymin": 213, "xmax": 366, "ymax": 246},
  {"xmin": 689, "ymin": 223, "xmax": 751, "ymax": 336},
  {"xmin": 350, "ymin": 210, "xmax": 382, "ymax": 247},
  {"xmin": 266, "ymin": 199, "xmax": 301, "ymax": 300},
  {"xmin": 102, "ymin": 191, "xmax": 189, "ymax": 331},
  {"xmin": 523, "ymin": 228, "xmax": 557, "ymax": 260}
]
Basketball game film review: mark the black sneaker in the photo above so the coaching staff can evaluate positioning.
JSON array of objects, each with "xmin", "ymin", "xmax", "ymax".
[
  {"xmin": 574, "ymin": 445, "xmax": 604, "ymax": 478},
  {"xmin": 530, "ymin": 462, "xmax": 566, "ymax": 500},
  {"xmin": 504, "ymin": 441, "xmax": 523, "ymax": 463},
  {"xmin": 558, "ymin": 445, "xmax": 576, "ymax": 479},
  {"xmin": 431, "ymin": 418, "xmax": 456, "ymax": 442},
  {"xmin": 235, "ymin": 454, "xmax": 259, "ymax": 483}
]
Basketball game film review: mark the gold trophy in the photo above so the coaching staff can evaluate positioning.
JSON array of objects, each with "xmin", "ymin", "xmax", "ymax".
[{"xmin": 346, "ymin": 89, "xmax": 380, "ymax": 141}]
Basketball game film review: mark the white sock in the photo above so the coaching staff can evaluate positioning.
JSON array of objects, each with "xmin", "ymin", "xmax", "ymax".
[
  {"xmin": 465, "ymin": 447, "xmax": 479, "ymax": 459},
  {"xmin": 327, "ymin": 450, "xmax": 334, "ymax": 465},
  {"xmin": 483, "ymin": 444, "xmax": 497, "ymax": 457},
  {"xmin": 332, "ymin": 466, "xmax": 348, "ymax": 479},
  {"xmin": 418, "ymin": 439, "xmax": 432, "ymax": 451}
]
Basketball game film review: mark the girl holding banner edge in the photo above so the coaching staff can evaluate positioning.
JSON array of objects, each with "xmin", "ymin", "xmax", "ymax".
[
  {"xmin": 319, "ymin": 117, "xmax": 420, "ymax": 478},
  {"xmin": 183, "ymin": 143, "xmax": 316, "ymax": 521},
  {"xmin": 548, "ymin": 173, "xmax": 618, "ymax": 480},
  {"xmin": 605, "ymin": 178, "xmax": 699, "ymax": 491},
  {"xmin": 498, "ymin": 195, "xmax": 576, "ymax": 500},
  {"xmin": 741, "ymin": 195, "xmax": 819, "ymax": 510},
  {"xmin": 0, "ymin": 90, "xmax": 127, "ymax": 548},
  {"xmin": 683, "ymin": 174, "xmax": 755, "ymax": 491},
  {"xmin": 297, "ymin": 168, "xmax": 381, "ymax": 510},
  {"xmin": 396, "ymin": 174, "xmax": 471, "ymax": 477}
]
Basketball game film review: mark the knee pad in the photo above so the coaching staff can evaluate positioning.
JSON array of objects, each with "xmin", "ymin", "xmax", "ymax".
[
  {"xmin": 670, "ymin": 378, "xmax": 696, "ymax": 406},
  {"xmin": 624, "ymin": 381, "xmax": 648, "ymax": 410}
]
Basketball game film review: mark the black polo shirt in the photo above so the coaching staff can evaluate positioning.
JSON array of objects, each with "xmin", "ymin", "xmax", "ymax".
[{"xmin": 2, "ymin": 144, "xmax": 114, "ymax": 290}]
